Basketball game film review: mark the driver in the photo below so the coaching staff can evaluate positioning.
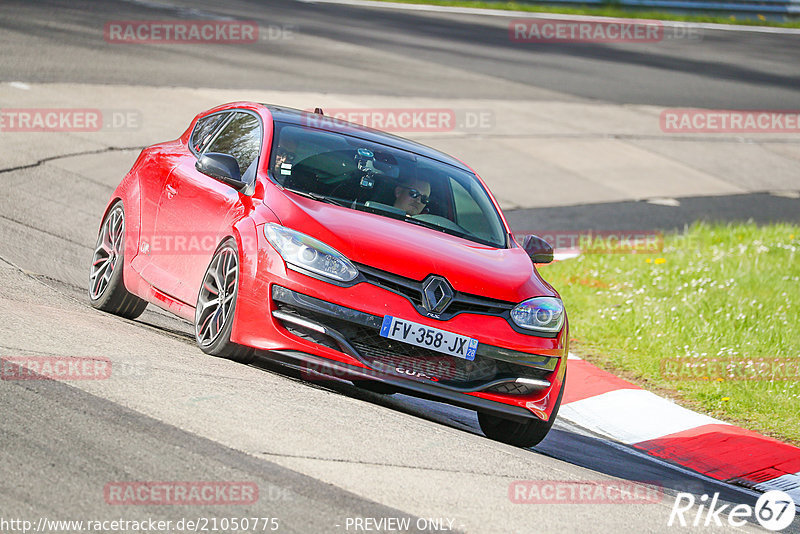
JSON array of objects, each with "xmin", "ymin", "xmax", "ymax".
[{"xmin": 394, "ymin": 178, "xmax": 431, "ymax": 216}]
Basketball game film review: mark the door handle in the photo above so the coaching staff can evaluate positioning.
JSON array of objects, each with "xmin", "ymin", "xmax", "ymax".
[{"xmin": 165, "ymin": 184, "xmax": 177, "ymax": 199}]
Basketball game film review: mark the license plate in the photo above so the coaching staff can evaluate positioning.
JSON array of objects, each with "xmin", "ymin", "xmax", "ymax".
[{"xmin": 379, "ymin": 316, "xmax": 478, "ymax": 361}]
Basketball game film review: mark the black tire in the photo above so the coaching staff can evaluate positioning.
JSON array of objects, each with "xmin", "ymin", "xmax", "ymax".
[
  {"xmin": 88, "ymin": 201, "xmax": 148, "ymax": 319},
  {"xmin": 194, "ymin": 239, "xmax": 254, "ymax": 364},
  {"xmin": 478, "ymin": 370, "xmax": 566, "ymax": 448}
]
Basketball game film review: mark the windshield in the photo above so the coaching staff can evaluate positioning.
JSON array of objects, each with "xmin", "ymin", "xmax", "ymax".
[{"xmin": 268, "ymin": 122, "xmax": 508, "ymax": 248}]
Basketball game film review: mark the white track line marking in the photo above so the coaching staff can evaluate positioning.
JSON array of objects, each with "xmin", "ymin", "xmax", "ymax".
[
  {"xmin": 553, "ymin": 250, "xmax": 581, "ymax": 261},
  {"xmin": 297, "ymin": 0, "xmax": 800, "ymax": 35},
  {"xmin": 755, "ymin": 472, "xmax": 800, "ymax": 505},
  {"xmin": 647, "ymin": 197, "xmax": 681, "ymax": 207}
]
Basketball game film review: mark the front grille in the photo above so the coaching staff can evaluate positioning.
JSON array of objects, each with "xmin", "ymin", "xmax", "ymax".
[
  {"xmin": 361, "ymin": 270, "xmax": 424, "ymax": 307},
  {"xmin": 357, "ymin": 264, "xmax": 513, "ymax": 320},
  {"xmin": 349, "ymin": 326, "xmax": 498, "ymax": 384},
  {"xmin": 272, "ymin": 289, "xmax": 553, "ymax": 396}
]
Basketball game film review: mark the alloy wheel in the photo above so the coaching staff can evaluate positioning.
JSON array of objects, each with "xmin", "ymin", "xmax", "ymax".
[
  {"xmin": 89, "ymin": 206, "xmax": 124, "ymax": 300},
  {"xmin": 195, "ymin": 246, "xmax": 238, "ymax": 347}
]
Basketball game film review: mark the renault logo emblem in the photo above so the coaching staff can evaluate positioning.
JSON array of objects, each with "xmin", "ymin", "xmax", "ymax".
[{"xmin": 421, "ymin": 276, "xmax": 454, "ymax": 314}]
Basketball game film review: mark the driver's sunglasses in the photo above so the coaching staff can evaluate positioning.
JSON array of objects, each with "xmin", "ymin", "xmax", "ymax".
[{"xmin": 401, "ymin": 187, "xmax": 430, "ymax": 204}]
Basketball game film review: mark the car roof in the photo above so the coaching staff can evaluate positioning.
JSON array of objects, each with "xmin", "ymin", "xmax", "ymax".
[{"xmin": 263, "ymin": 104, "xmax": 472, "ymax": 172}]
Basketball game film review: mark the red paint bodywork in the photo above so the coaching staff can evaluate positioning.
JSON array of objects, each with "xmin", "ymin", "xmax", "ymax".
[{"xmin": 103, "ymin": 102, "xmax": 568, "ymax": 421}]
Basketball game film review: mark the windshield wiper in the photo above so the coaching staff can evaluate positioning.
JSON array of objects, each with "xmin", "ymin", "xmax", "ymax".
[
  {"xmin": 284, "ymin": 188, "xmax": 350, "ymax": 207},
  {"xmin": 404, "ymin": 217, "xmax": 503, "ymax": 247},
  {"xmin": 402, "ymin": 216, "xmax": 469, "ymax": 240}
]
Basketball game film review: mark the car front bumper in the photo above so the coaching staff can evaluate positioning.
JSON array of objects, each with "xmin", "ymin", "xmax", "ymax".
[{"xmin": 231, "ymin": 237, "xmax": 567, "ymax": 421}]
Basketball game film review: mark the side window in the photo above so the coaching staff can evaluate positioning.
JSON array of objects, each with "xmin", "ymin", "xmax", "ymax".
[
  {"xmin": 190, "ymin": 113, "xmax": 229, "ymax": 154},
  {"xmin": 269, "ymin": 124, "xmax": 355, "ymax": 180},
  {"xmin": 204, "ymin": 112, "xmax": 262, "ymax": 175}
]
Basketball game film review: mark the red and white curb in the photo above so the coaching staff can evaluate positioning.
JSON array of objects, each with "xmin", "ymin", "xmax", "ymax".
[{"xmin": 560, "ymin": 353, "xmax": 800, "ymax": 502}]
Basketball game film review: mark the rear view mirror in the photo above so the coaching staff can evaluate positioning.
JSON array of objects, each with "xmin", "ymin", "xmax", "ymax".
[
  {"xmin": 196, "ymin": 152, "xmax": 246, "ymax": 191},
  {"xmin": 522, "ymin": 235, "xmax": 553, "ymax": 264}
]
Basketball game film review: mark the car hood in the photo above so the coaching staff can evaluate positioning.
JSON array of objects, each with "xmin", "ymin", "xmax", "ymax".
[{"xmin": 264, "ymin": 190, "xmax": 557, "ymax": 302}]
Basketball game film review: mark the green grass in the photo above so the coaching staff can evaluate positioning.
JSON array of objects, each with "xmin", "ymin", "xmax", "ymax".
[
  {"xmin": 538, "ymin": 222, "xmax": 800, "ymax": 445},
  {"xmin": 370, "ymin": 0, "xmax": 800, "ymax": 28}
]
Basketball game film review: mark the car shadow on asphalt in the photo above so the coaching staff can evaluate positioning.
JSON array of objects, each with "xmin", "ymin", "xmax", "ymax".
[{"xmin": 250, "ymin": 351, "xmax": 780, "ymax": 530}]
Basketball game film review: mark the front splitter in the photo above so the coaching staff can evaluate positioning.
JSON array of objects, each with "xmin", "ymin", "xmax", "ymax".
[{"xmin": 258, "ymin": 349, "xmax": 541, "ymax": 424}]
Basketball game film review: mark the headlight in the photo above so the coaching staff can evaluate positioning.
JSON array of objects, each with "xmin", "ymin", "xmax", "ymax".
[
  {"xmin": 510, "ymin": 297, "xmax": 564, "ymax": 333},
  {"xmin": 263, "ymin": 223, "xmax": 358, "ymax": 282}
]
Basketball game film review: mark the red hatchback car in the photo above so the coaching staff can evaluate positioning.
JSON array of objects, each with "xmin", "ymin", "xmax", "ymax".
[{"xmin": 89, "ymin": 102, "xmax": 568, "ymax": 447}]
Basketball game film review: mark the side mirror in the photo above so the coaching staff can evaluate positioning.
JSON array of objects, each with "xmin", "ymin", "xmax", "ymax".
[
  {"xmin": 196, "ymin": 152, "xmax": 246, "ymax": 191},
  {"xmin": 522, "ymin": 235, "xmax": 553, "ymax": 264}
]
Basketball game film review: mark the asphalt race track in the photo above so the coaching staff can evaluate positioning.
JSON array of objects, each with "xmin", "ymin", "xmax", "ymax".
[
  {"xmin": 1, "ymin": 1, "xmax": 798, "ymax": 533},
  {"xmin": 3, "ymin": 0, "xmax": 800, "ymax": 107}
]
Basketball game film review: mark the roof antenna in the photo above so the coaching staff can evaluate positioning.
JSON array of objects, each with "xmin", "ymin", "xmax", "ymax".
[{"xmin": 314, "ymin": 107, "xmax": 324, "ymax": 115}]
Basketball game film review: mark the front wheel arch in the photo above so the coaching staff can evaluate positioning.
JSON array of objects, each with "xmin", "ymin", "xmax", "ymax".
[{"xmin": 478, "ymin": 369, "xmax": 566, "ymax": 448}]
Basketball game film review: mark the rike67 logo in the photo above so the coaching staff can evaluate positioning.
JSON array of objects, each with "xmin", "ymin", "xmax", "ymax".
[{"xmin": 669, "ymin": 490, "xmax": 796, "ymax": 531}]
